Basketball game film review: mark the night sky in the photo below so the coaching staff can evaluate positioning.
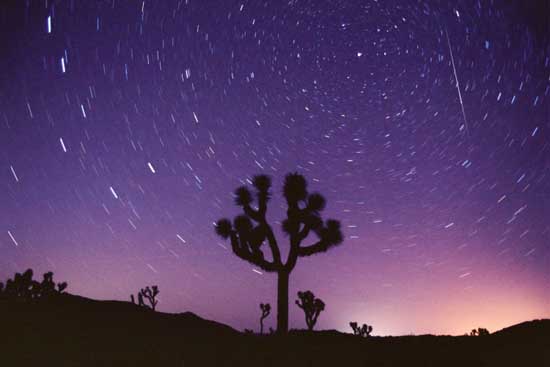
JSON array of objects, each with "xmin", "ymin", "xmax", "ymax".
[{"xmin": 1, "ymin": 0, "xmax": 549, "ymax": 336}]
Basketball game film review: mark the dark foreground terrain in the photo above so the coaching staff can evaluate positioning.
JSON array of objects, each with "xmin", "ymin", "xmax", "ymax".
[{"xmin": 1, "ymin": 294, "xmax": 548, "ymax": 367}]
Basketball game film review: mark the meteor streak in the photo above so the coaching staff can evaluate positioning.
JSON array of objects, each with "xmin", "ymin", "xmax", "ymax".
[{"xmin": 445, "ymin": 28, "xmax": 469, "ymax": 135}]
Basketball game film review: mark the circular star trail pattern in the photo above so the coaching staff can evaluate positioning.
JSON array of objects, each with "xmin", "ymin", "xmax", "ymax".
[{"xmin": 1, "ymin": 0, "xmax": 549, "ymax": 335}]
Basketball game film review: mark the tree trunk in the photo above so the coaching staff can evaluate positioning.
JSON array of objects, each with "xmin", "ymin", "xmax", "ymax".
[
  {"xmin": 307, "ymin": 317, "xmax": 313, "ymax": 331},
  {"xmin": 276, "ymin": 270, "xmax": 289, "ymax": 334}
]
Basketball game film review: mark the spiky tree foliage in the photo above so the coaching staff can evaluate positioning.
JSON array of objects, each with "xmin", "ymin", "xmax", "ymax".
[
  {"xmin": 139, "ymin": 286, "xmax": 159, "ymax": 311},
  {"xmin": 0, "ymin": 269, "xmax": 67, "ymax": 301},
  {"xmin": 215, "ymin": 173, "xmax": 343, "ymax": 333},
  {"xmin": 259, "ymin": 303, "xmax": 271, "ymax": 334},
  {"xmin": 350, "ymin": 322, "xmax": 373, "ymax": 337},
  {"xmin": 295, "ymin": 290, "xmax": 325, "ymax": 331}
]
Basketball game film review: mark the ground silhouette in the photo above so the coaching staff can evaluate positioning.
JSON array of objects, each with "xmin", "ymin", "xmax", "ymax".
[
  {"xmin": 215, "ymin": 173, "xmax": 343, "ymax": 333},
  {"xmin": 1, "ymin": 292, "xmax": 549, "ymax": 366}
]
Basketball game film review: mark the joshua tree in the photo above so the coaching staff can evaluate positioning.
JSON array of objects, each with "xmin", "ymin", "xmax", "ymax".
[
  {"xmin": 0, "ymin": 269, "xmax": 67, "ymax": 301},
  {"xmin": 215, "ymin": 173, "xmax": 343, "ymax": 333},
  {"xmin": 350, "ymin": 322, "xmax": 373, "ymax": 337},
  {"xmin": 296, "ymin": 290, "xmax": 325, "ymax": 331},
  {"xmin": 5, "ymin": 269, "xmax": 35, "ymax": 300},
  {"xmin": 131, "ymin": 286, "xmax": 159, "ymax": 310},
  {"xmin": 142, "ymin": 286, "xmax": 159, "ymax": 310},
  {"xmin": 40, "ymin": 272, "xmax": 56, "ymax": 297},
  {"xmin": 470, "ymin": 327, "xmax": 489, "ymax": 336},
  {"xmin": 259, "ymin": 303, "xmax": 271, "ymax": 334}
]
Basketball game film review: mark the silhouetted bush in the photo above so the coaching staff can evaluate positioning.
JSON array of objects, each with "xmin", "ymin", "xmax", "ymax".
[
  {"xmin": 131, "ymin": 286, "xmax": 159, "ymax": 311},
  {"xmin": 259, "ymin": 303, "xmax": 271, "ymax": 334},
  {"xmin": 350, "ymin": 322, "xmax": 373, "ymax": 337},
  {"xmin": 295, "ymin": 290, "xmax": 325, "ymax": 331},
  {"xmin": 470, "ymin": 328, "xmax": 490, "ymax": 336},
  {"xmin": 215, "ymin": 173, "xmax": 343, "ymax": 333},
  {"xmin": 141, "ymin": 286, "xmax": 159, "ymax": 311},
  {"xmin": 0, "ymin": 269, "xmax": 68, "ymax": 302}
]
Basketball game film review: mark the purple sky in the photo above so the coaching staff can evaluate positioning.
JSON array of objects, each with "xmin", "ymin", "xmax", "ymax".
[{"xmin": 1, "ymin": 0, "xmax": 549, "ymax": 335}]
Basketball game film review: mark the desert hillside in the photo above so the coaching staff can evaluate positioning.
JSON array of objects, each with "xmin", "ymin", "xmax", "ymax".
[{"xmin": 1, "ymin": 294, "xmax": 548, "ymax": 367}]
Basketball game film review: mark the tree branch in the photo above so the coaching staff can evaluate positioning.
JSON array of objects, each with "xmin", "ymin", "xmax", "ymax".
[
  {"xmin": 264, "ymin": 225, "xmax": 282, "ymax": 265},
  {"xmin": 284, "ymin": 237, "xmax": 300, "ymax": 272},
  {"xmin": 230, "ymin": 231, "xmax": 278, "ymax": 272},
  {"xmin": 297, "ymin": 240, "xmax": 333, "ymax": 257},
  {"xmin": 297, "ymin": 223, "xmax": 311, "ymax": 243},
  {"xmin": 243, "ymin": 205, "xmax": 261, "ymax": 222}
]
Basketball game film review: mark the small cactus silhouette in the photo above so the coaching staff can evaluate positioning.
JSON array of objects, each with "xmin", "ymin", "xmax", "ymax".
[
  {"xmin": 140, "ymin": 286, "xmax": 159, "ymax": 311},
  {"xmin": 131, "ymin": 286, "xmax": 160, "ymax": 311},
  {"xmin": 470, "ymin": 327, "xmax": 489, "ymax": 336},
  {"xmin": 350, "ymin": 322, "xmax": 373, "ymax": 337},
  {"xmin": 295, "ymin": 290, "xmax": 325, "ymax": 331},
  {"xmin": 259, "ymin": 303, "xmax": 271, "ymax": 334}
]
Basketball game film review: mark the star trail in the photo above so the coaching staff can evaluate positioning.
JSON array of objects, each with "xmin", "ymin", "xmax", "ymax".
[{"xmin": 1, "ymin": 0, "xmax": 549, "ymax": 335}]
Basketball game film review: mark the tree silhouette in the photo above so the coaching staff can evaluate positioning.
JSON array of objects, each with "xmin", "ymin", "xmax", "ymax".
[
  {"xmin": 215, "ymin": 173, "xmax": 343, "ymax": 333},
  {"xmin": 295, "ymin": 290, "xmax": 325, "ymax": 331},
  {"xmin": 0, "ymin": 269, "xmax": 68, "ymax": 301},
  {"xmin": 40, "ymin": 272, "xmax": 56, "ymax": 297},
  {"xmin": 350, "ymin": 322, "xmax": 373, "ymax": 337},
  {"xmin": 131, "ymin": 286, "xmax": 159, "ymax": 311},
  {"xmin": 140, "ymin": 286, "xmax": 159, "ymax": 311},
  {"xmin": 259, "ymin": 303, "xmax": 271, "ymax": 334},
  {"xmin": 470, "ymin": 328, "xmax": 490, "ymax": 336},
  {"xmin": 57, "ymin": 282, "xmax": 68, "ymax": 293}
]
